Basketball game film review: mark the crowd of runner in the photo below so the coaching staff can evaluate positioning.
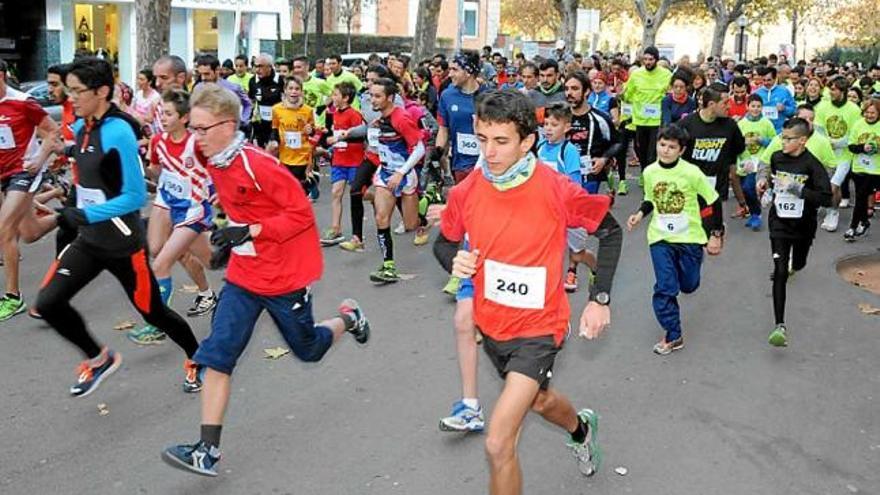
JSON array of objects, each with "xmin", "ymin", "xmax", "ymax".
[{"xmin": 0, "ymin": 41, "xmax": 878, "ymax": 492}]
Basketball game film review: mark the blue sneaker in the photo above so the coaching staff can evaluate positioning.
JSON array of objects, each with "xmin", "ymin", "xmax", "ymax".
[
  {"xmin": 162, "ymin": 440, "xmax": 221, "ymax": 477},
  {"xmin": 70, "ymin": 350, "xmax": 122, "ymax": 398},
  {"xmin": 439, "ymin": 400, "xmax": 485, "ymax": 432},
  {"xmin": 746, "ymin": 214, "xmax": 762, "ymax": 231}
]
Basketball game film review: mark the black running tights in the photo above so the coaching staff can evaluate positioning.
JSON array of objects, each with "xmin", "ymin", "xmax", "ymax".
[{"xmin": 770, "ymin": 238, "xmax": 811, "ymax": 325}]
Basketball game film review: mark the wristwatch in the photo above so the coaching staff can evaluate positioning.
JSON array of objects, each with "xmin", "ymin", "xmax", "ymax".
[{"xmin": 591, "ymin": 291, "xmax": 610, "ymax": 305}]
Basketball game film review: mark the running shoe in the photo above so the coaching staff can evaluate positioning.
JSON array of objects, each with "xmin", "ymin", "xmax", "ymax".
[
  {"xmin": 820, "ymin": 209, "xmax": 839, "ymax": 232},
  {"xmin": 183, "ymin": 359, "xmax": 203, "ymax": 393},
  {"xmin": 844, "ymin": 228, "xmax": 856, "ymax": 242},
  {"xmin": 187, "ymin": 292, "xmax": 217, "ymax": 317},
  {"xmin": 70, "ymin": 350, "xmax": 122, "ymax": 398},
  {"xmin": 413, "ymin": 227, "xmax": 430, "ymax": 246},
  {"xmin": 339, "ymin": 236, "xmax": 365, "ymax": 252},
  {"xmin": 439, "ymin": 400, "xmax": 485, "ymax": 432},
  {"xmin": 839, "ymin": 198, "xmax": 851, "ymax": 209},
  {"xmin": 162, "ymin": 440, "xmax": 221, "ymax": 477},
  {"xmin": 768, "ymin": 324, "xmax": 788, "ymax": 347},
  {"xmin": 339, "ymin": 298, "xmax": 370, "ymax": 344},
  {"xmin": 745, "ymin": 214, "xmax": 762, "ymax": 231},
  {"xmin": 0, "ymin": 295, "xmax": 26, "ymax": 322},
  {"xmin": 127, "ymin": 325, "xmax": 167, "ymax": 345},
  {"xmin": 320, "ymin": 228, "xmax": 345, "ymax": 246},
  {"xmin": 442, "ymin": 275, "xmax": 461, "ymax": 295},
  {"xmin": 653, "ymin": 337, "xmax": 684, "ymax": 355},
  {"xmin": 856, "ymin": 221, "xmax": 870, "ymax": 238},
  {"xmin": 617, "ymin": 180, "xmax": 628, "ymax": 196},
  {"xmin": 564, "ymin": 270, "xmax": 578, "ymax": 293},
  {"xmin": 369, "ymin": 261, "xmax": 399, "ymax": 283},
  {"xmin": 27, "ymin": 306, "xmax": 43, "ymax": 320},
  {"xmin": 567, "ymin": 408, "xmax": 602, "ymax": 477},
  {"xmin": 393, "ymin": 222, "xmax": 406, "ymax": 235}
]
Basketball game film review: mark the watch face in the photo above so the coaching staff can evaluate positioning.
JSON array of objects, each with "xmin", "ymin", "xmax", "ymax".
[{"xmin": 596, "ymin": 292, "xmax": 610, "ymax": 304}]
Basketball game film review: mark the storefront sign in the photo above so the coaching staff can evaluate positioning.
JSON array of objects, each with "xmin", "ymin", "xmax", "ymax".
[{"xmin": 171, "ymin": 0, "xmax": 287, "ymax": 13}]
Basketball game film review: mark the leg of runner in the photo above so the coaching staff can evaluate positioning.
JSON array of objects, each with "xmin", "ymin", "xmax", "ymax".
[
  {"xmin": 321, "ymin": 178, "xmax": 346, "ymax": 246},
  {"xmin": 0, "ymin": 189, "xmax": 33, "ymax": 320},
  {"xmin": 615, "ymin": 128, "xmax": 630, "ymax": 195},
  {"xmin": 485, "ymin": 373, "xmax": 539, "ymax": 495},
  {"xmin": 439, "ymin": 296, "xmax": 485, "ymax": 432},
  {"xmin": 340, "ymin": 159, "xmax": 377, "ymax": 252},
  {"xmin": 769, "ymin": 238, "xmax": 810, "ymax": 347},
  {"xmin": 370, "ymin": 186, "xmax": 399, "ymax": 283},
  {"xmin": 129, "ymin": 207, "xmax": 173, "ymax": 344},
  {"xmin": 650, "ymin": 242, "xmax": 702, "ymax": 355}
]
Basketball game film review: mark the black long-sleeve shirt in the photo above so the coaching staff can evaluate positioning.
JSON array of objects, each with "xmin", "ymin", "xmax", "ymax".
[{"xmin": 767, "ymin": 149, "xmax": 833, "ymax": 240}]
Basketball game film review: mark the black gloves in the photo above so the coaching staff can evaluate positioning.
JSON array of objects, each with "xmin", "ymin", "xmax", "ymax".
[
  {"xmin": 210, "ymin": 225, "xmax": 252, "ymax": 247},
  {"xmin": 55, "ymin": 207, "xmax": 88, "ymax": 231}
]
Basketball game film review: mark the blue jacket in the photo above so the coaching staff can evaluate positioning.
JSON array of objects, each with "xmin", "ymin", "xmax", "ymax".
[
  {"xmin": 755, "ymin": 85, "xmax": 795, "ymax": 133},
  {"xmin": 661, "ymin": 94, "xmax": 696, "ymax": 126}
]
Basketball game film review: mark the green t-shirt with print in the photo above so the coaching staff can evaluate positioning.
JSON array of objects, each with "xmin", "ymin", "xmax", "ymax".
[
  {"xmin": 848, "ymin": 118, "xmax": 880, "ymax": 175},
  {"xmin": 736, "ymin": 116, "xmax": 777, "ymax": 176},
  {"xmin": 814, "ymin": 99, "xmax": 862, "ymax": 168},
  {"xmin": 643, "ymin": 158, "xmax": 719, "ymax": 245}
]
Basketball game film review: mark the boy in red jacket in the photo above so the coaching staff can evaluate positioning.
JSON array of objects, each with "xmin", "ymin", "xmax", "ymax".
[{"xmin": 161, "ymin": 84, "xmax": 371, "ymax": 477}]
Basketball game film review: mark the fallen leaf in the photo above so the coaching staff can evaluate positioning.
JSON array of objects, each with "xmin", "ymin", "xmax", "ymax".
[
  {"xmin": 179, "ymin": 284, "xmax": 199, "ymax": 293},
  {"xmin": 97, "ymin": 403, "xmax": 109, "ymax": 416},
  {"xmin": 112, "ymin": 320, "xmax": 136, "ymax": 331},
  {"xmin": 858, "ymin": 303, "xmax": 880, "ymax": 316},
  {"xmin": 397, "ymin": 273, "xmax": 418, "ymax": 281},
  {"xmin": 263, "ymin": 347, "xmax": 290, "ymax": 360},
  {"xmin": 614, "ymin": 466, "xmax": 628, "ymax": 476}
]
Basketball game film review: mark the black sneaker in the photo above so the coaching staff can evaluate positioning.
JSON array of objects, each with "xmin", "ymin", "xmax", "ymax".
[
  {"xmin": 186, "ymin": 292, "xmax": 218, "ymax": 317},
  {"xmin": 162, "ymin": 440, "xmax": 221, "ymax": 477},
  {"xmin": 70, "ymin": 350, "xmax": 122, "ymax": 398},
  {"xmin": 339, "ymin": 298, "xmax": 370, "ymax": 344}
]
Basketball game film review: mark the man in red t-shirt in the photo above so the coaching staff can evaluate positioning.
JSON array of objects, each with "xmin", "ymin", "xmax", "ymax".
[
  {"xmin": 0, "ymin": 58, "xmax": 60, "ymax": 321},
  {"xmin": 728, "ymin": 76, "xmax": 750, "ymax": 121},
  {"xmin": 161, "ymin": 83, "xmax": 371, "ymax": 478},
  {"xmin": 439, "ymin": 90, "xmax": 622, "ymax": 493}
]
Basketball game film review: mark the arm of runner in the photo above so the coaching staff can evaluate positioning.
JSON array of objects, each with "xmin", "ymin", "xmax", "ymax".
[
  {"xmin": 345, "ymin": 123, "xmax": 368, "ymax": 140},
  {"xmin": 589, "ymin": 212, "xmax": 622, "ymax": 301},
  {"xmin": 802, "ymin": 159, "xmax": 833, "ymax": 208},
  {"xmin": 81, "ymin": 120, "xmax": 146, "ymax": 223},
  {"xmin": 249, "ymin": 161, "xmax": 319, "ymax": 242},
  {"xmin": 432, "ymin": 231, "xmax": 458, "ymax": 274},
  {"xmin": 24, "ymin": 114, "xmax": 60, "ymax": 174}
]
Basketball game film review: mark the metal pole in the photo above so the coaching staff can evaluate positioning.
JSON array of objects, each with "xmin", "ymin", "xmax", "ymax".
[{"xmin": 739, "ymin": 26, "xmax": 745, "ymax": 62}]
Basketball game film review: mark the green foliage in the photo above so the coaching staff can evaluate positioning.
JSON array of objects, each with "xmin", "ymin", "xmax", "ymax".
[{"xmin": 817, "ymin": 45, "xmax": 880, "ymax": 66}]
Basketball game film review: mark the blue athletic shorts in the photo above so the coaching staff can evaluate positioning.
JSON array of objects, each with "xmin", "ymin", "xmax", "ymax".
[
  {"xmin": 456, "ymin": 237, "xmax": 474, "ymax": 301},
  {"xmin": 330, "ymin": 166, "xmax": 358, "ymax": 185}
]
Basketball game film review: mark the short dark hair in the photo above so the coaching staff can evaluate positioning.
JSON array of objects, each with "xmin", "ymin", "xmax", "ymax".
[
  {"xmin": 544, "ymin": 102, "xmax": 572, "ymax": 122},
  {"xmin": 828, "ymin": 76, "xmax": 849, "ymax": 93},
  {"xmin": 795, "ymin": 103, "xmax": 815, "ymax": 115},
  {"xmin": 747, "ymin": 93, "xmax": 763, "ymax": 105},
  {"xmin": 155, "ymin": 55, "xmax": 188, "ymax": 76},
  {"xmin": 48, "ymin": 63, "xmax": 71, "ymax": 80},
  {"xmin": 657, "ymin": 124, "xmax": 690, "ymax": 148},
  {"xmin": 0, "ymin": 58, "xmax": 7, "ymax": 73},
  {"xmin": 292, "ymin": 56, "xmax": 310, "ymax": 67},
  {"xmin": 699, "ymin": 87, "xmax": 723, "ymax": 107},
  {"xmin": 520, "ymin": 62, "xmax": 537, "ymax": 76},
  {"xmin": 373, "ymin": 77, "xmax": 398, "ymax": 97},
  {"xmin": 334, "ymin": 81, "xmax": 356, "ymax": 103},
  {"xmin": 564, "ymin": 71, "xmax": 590, "ymax": 93},
  {"xmin": 162, "ymin": 88, "xmax": 190, "ymax": 116},
  {"xmin": 283, "ymin": 75, "xmax": 303, "ymax": 89},
  {"xmin": 328, "ymin": 54, "xmax": 343, "ymax": 64},
  {"xmin": 783, "ymin": 116, "xmax": 811, "ymax": 137},
  {"xmin": 431, "ymin": 60, "xmax": 449, "ymax": 71},
  {"xmin": 708, "ymin": 81, "xmax": 729, "ymax": 94},
  {"xmin": 539, "ymin": 59, "xmax": 559, "ymax": 73},
  {"xmin": 366, "ymin": 64, "xmax": 391, "ymax": 79},
  {"xmin": 474, "ymin": 90, "xmax": 537, "ymax": 140},
  {"xmin": 277, "ymin": 58, "xmax": 292, "ymax": 70},
  {"xmin": 196, "ymin": 54, "xmax": 220, "ymax": 71},
  {"xmin": 731, "ymin": 76, "xmax": 749, "ymax": 90},
  {"xmin": 761, "ymin": 66, "xmax": 778, "ymax": 79},
  {"xmin": 68, "ymin": 57, "xmax": 115, "ymax": 101},
  {"xmin": 234, "ymin": 54, "xmax": 248, "ymax": 64}
]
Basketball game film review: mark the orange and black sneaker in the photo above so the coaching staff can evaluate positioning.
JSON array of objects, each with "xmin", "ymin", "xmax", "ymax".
[
  {"xmin": 183, "ymin": 359, "xmax": 203, "ymax": 394},
  {"xmin": 70, "ymin": 349, "xmax": 122, "ymax": 398}
]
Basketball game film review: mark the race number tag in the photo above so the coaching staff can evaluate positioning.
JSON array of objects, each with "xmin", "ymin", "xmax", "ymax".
[
  {"xmin": 0, "ymin": 125, "xmax": 14, "ymax": 149},
  {"xmin": 258, "ymin": 105, "xmax": 273, "ymax": 121},
  {"xmin": 367, "ymin": 128, "xmax": 380, "ymax": 148},
  {"xmin": 858, "ymin": 154, "xmax": 876, "ymax": 171},
  {"xmin": 484, "ymin": 259, "xmax": 546, "ymax": 310},
  {"xmin": 333, "ymin": 130, "xmax": 348, "ymax": 149},
  {"xmin": 740, "ymin": 158, "xmax": 758, "ymax": 175},
  {"xmin": 762, "ymin": 107, "xmax": 779, "ymax": 120},
  {"xmin": 75, "ymin": 185, "xmax": 107, "ymax": 209},
  {"xmin": 456, "ymin": 133, "xmax": 481, "ymax": 156},
  {"xmin": 284, "ymin": 131, "xmax": 302, "ymax": 149},
  {"xmin": 158, "ymin": 171, "xmax": 191, "ymax": 200},
  {"xmin": 774, "ymin": 191, "xmax": 804, "ymax": 218},
  {"xmin": 656, "ymin": 213, "xmax": 689, "ymax": 235},
  {"xmin": 621, "ymin": 103, "xmax": 633, "ymax": 117},
  {"xmin": 642, "ymin": 104, "xmax": 661, "ymax": 119}
]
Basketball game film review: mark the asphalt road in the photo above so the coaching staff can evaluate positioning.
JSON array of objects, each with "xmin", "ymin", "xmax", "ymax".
[{"xmin": 1, "ymin": 177, "xmax": 879, "ymax": 495}]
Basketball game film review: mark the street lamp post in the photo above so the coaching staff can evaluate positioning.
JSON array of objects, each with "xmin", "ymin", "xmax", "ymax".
[{"xmin": 737, "ymin": 15, "xmax": 748, "ymax": 62}]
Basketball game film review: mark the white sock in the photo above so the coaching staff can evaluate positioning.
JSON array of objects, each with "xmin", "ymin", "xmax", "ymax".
[
  {"xmin": 462, "ymin": 398, "xmax": 480, "ymax": 410},
  {"xmin": 199, "ymin": 289, "xmax": 214, "ymax": 298}
]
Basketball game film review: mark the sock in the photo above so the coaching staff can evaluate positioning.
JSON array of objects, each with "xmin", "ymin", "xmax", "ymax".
[
  {"xmin": 339, "ymin": 311, "xmax": 356, "ymax": 331},
  {"xmin": 569, "ymin": 416, "xmax": 589, "ymax": 444},
  {"xmin": 158, "ymin": 277, "xmax": 173, "ymax": 306},
  {"xmin": 462, "ymin": 398, "xmax": 480, "ymax": 410},
  {"xmin": 5, "ymin": 292, "xmax": 20, "ymax": 300},
  {"xmin": 201, "ymin": 424, "xmax": 223, "ymax": 448},
  {"xmin": 377, "ymin": 227, "xmax": 393, "ymax": 262},
  {"xmin": 87, "ymin": 348, "xmax": 108, "ymax": 367},
  {"xmin": 199, "ymin": 289, "xmax": 214, "ymax": 298}
]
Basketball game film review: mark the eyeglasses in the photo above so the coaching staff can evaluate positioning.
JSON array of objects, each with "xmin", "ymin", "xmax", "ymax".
[
  {"xmin": 188, "ymin": 120, "xmax": 235, "ymax": 135},
  {"xmin": 65, "ymin": 86, "xmax": 96, "ymax": 98}
]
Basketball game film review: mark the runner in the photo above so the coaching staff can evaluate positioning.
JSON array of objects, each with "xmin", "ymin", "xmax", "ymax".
[
  {"xmin": 755, "ymin": 66, "xmax": 796, "ymax": 134},
  {"xmin": 128, "ymin": 88, "xmax": 218, "ymax": 345},
  {"xmin": 249, "ymin": 54, "xmax": 284, "ymax": 147},
  {"xmin": 161, "ymin": 83, "xmax": 369, "ymax": 477},
  {"xmin": 227, "ymin": 55, "xmax": 254, "ymax": 95},
  {"xmin": 367, "ymin": 77, "xmax": 424, "ymax": 283},
  {"xmin": 528, "ymin": 59, "xmax": 566, "ymax": 109},
  {"xmin": 660, "ymin": 73, "xmax": 696, "ymax": 126},
  {"xmin": 292, "ymin": 56, "xmax": 331, "ymax": 112},
  {"xmin": 35, "ymin": 57, "xmax": 202, "ymax": 396},
  {"xmin": 735, "ymin": 94, "xmax": 777, "ymax": 230},
  {"xmin": 0, "ymin": 58, "xmax": 62, "ymax": 321},
  {"xmin": 756, "ymin": 117, "xmax": 832, "ymax": 347},
  {"xmin": 627, "ymin": 124, "xmax": 724, "ymax": 355},
  {"xmin": 268, "ymin": 76, "xmax": 315, "ymax": 190},
  {"xmin": 814, "ymin": 76, "xmax": 862, "ymax": 232},
  {"xmin": 758, "ymin": 105, "xmax": 837, "ymax": 190},
  {"xmin": 194, "ymin": 54, "xmax": 253, "ymax": 129},
  {"xmin": 621, "ymin": 46, "xmax": 672, "ymax": 176},
  {"xmin": 151, "ymin": 55, "xmax": 189, "ymax": 132},
  {"xmin": 321, "ymin": 81, "xmax": 366, "ymax": 246},
  {"xmin": 440, "ymin": 89, "xmax": 622, "ymax": 493},
  {"xmin": 844, "ymin": 98, "xmax": 880, "ymax": 241}
]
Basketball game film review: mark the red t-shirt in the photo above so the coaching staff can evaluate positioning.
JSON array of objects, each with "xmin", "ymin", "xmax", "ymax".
[
  {"xmin": 207, "ymin": 145, "xmax": 323, "ymax": 296},
  {"xmin": 150, "ymin": 131, "xmax": 213, "ymax": 203},
  {"xmin": 61, "ymin": 99, "xmax": 76, "ymax": 142},
  {"xmin": 369, "ymin": 106, "xmax": 423, "ymax": 171},
  {"xmin": 331, "ymin": 105, "xmax": 365, "ymax": 167},
  {"xmin": 728, "ymin": 97, "xmax": 747, "ymax": 120},
  {"xmin": 0, "ymin": 89, "xmax": 48, "ymax": 178},
  {"xmin": 441, "ymin": 164, "xmax": 611, "ymax": 344}
]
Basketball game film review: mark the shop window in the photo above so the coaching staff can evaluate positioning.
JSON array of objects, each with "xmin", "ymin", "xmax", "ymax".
[
  {"xmin": 194, "ymin": 9, "xmax": 219, "ymax": 55},
  {"xmin": 463, "ymin": 1, "xmax": 478, "ymax": 38}
]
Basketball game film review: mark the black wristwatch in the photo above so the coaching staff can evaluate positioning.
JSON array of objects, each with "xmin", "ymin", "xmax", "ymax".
[{"xmin": 590, "ymin": 291, "xmax": 610, "ymax": 305}]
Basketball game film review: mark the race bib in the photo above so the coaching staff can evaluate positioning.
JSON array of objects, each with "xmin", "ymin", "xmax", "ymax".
[
  {"xmin": 858, "ymin": 154, "xmax": 876, "ymax": 171},
  {"xmin": 333, "ymin": 130, "xmax": 348, "ymax": 149},
  {"xmin": 621, "ymin": 103, "xmax": 633, "ymax": 117},
  {"xmin": 762, "ymin": 107, "xmax": 779, "ymax": 120},
  {"xmin": 284, "ymin": 131, "xmax": 302, "ymax": 149},
  {"xmin": 484, "ymin": 259, "xmax": 546, "ymax": 310},
  {"xmin": 367, "ymin": 128, "xmax": 380, "ymax": 148},
  {"xmin": 158, "ymin": 171, "xmax": 191, "ymax": 200},
  {"xmin": 456, "ymin": 133, "xmax": 481, "ymax": 156},
  {"xmin": 740, "ymin": 158, "xmax": 758, "ymax": 175},
  {"xmin": 642, "ymin": 104, "xmax": 660, "ymax": 119},
  {"xmin": 656, "ymin": 213, "xmax": 689, "ymax": 235},
  {"xmin": 774, "ymin": 191, "xmax": 804, "ymax": 218},
  {"xmin": 0, "ymin": 124, "xmax": 14, "ymax": 150},
  {"xmin": 75, "ymin": 185, "xmax": 107, "ymax": 209},
  {"xmin": 706, "ymin": 175, "xmax": 717, "ymax": 189},
  {"xmin": 258, "ymin": 105, "xmax": 273, "ymax": 121}
]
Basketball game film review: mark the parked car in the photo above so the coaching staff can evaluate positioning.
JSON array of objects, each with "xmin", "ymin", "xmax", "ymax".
[{"xmin": 17, "ymin": 81, "xmax": 62, "ymax": 122}]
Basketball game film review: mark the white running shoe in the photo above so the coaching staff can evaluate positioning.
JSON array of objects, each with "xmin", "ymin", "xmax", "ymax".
[
  {"xmin": 821, "ymin": 209, "xmax": 839, "ymax": 232},
  {"xmin": 839, "ymin": 198, "xmax": 851, "ymax": 208}
]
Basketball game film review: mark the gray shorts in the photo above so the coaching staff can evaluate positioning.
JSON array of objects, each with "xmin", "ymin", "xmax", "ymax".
[{"xmin": 567, "ymin": 227, "xmax": 589, "ymax": 253}]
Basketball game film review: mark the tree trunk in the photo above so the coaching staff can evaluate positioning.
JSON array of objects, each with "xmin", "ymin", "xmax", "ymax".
[
  {"xmin": 315, "ymin": 0, "xmax": 324, "ymax": 60},
  {"xmin": 709, "ymin": 15, "xmax": 729, "ymax": 58},
  {"xmin": 553, "ymin": 0, "xmax": 577, "ymax": 50},
  {"xmin": 135, "ymin": 0, "xmax": 171, "ymax": 71},
  {"xmin": 633, "ymin": 0, "xmax": 675, "ymax": 51},
  {"xmin": 641, "ymin": 25, "xmax": 657, "ymax": 49},
  {"xmin": 347, "ymin": 23, "xmax": 352, "ymax": 54},
  {"xmin": 303, "ymin": 14, "xmax": 310, "ymax": 56},
  {"xmin": 412, "ymin": 0, "xmax": 442, "ymax": 64},
  {"xmin": 790, "ymin": 9, "xmax": 798, "ymax": 46}
]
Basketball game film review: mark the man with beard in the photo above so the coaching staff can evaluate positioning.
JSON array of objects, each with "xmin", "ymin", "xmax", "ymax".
[
  {"xmin": 621, "ymin": 46, "xmax": 672, "ymax": 176},
  {"xmin": 528, "ymin": 59, "xmax": 566, "ymax": 109},
  {"xmin": 728, "ymin": 76, "xmax": 750, "ymax": 121}
]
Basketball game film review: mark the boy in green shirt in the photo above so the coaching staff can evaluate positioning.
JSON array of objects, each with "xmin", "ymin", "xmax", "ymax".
[
  {"xmin": 627, "ymin": 125, "xmax": 724, "ymax": 355},
  {"xmin": 736, "ymin": 94, "xmax": 778, "ymax": 231}
]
